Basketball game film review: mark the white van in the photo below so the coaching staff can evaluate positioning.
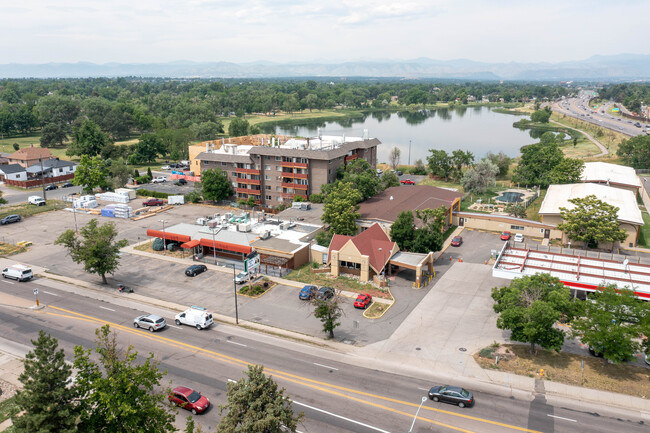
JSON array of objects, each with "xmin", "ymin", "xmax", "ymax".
[
  {"xmin": 174, "ymin": 306, "xmax": 214, "ymax": 330},
  {"xmin": 2, "ymin": 265, "xmax": 34, "ymax": 282}
]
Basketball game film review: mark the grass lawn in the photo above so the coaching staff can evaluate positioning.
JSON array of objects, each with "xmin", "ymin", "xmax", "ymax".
[
  {"xmin": 474, "ymin": 343, "xmax": 650, "ymax": 398},
  {"xmin": 0, "ymin": 394, "xmax": 17, "ymax": 428},
  {"xmin": 418, "ymin": 177, "xmax": 463, "ymax": 191},
  {"xmin": 551, "ymin": 113, "xmax": 626, "ymax": 159},
  {"xmin": 637, "ymin": 211, "xmax": 650, "ymax": 247},
  {"xmin": 0, "ymin": 200, "xmax": 67, "ymax": 220},
  {"xmin": 284, "ymin": 263, "xmax": 391, "ymax": 299},
  {"xmin": 364, "ymin": 301, "xmax": 391, "ymax": 319},
  {"xmin": 524, "ymin": 189, "xmax": 546, "ymax": 221},
  {"xmin": 0, "ymin": 242, "xmax": 27, "ymax": 257}
]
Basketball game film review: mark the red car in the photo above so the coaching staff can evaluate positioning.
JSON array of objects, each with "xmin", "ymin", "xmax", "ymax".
[
  {"xmin": 500, "ymin": 231, "xmax": 511, "ymax": 241},
  {"xmin": 400, "ymin": 179, "xmax": 415, "ymax": 185},
  {"xmin": 142, "ymin": 198, "xmax": 164, "ymax": 206},
  {"xmin": 354, "ymin": 294, "xmax": 373, "ymax": 309},
  {"xmin": 169, "ymin": 386, "xmax": 210, "ymax": 415},
  {"xmin": 450, "ymin": 236, "xmax": 463, "ymax": 247}
]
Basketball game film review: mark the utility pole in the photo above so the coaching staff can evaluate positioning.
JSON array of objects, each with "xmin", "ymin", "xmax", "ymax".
[{"xmin": 39, "ymin": 157, "xmax": 47, "ymax": 200}]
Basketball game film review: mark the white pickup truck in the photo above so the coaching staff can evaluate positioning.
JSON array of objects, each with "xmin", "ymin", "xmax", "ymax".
[
  {"xmin": 28, "ymin": 196, "xmax": 46, "ymax": 206},
  {"xmin": 151, "ymin": 176, "xmax": 167, "ymax": 183}
]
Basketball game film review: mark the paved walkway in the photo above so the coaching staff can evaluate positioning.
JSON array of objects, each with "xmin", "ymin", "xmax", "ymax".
[{"xmin": 550, "ymin": 119, "xmax": 609, "ymax": 157}]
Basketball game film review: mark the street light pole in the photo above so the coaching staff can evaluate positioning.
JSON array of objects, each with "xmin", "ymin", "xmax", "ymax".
[
  {"xmin": 159, "ymin": 219, "xmax": 167, "ymax": 254},
  {"xmin": 212, "ymin": 228, "xmax": 217, "ymax": 265},
  {"xmin": 408, "ymin": 396, "xmax": 428, "ymax": 433},
  {"xmin": 232, "ymin": 264, "xmax": 239, "ymax": 324},
  {"xmin": 71, "ymin": 193, "xmax": 78, "ymax": 233}
]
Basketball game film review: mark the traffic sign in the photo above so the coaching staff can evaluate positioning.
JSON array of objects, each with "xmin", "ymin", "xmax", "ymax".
[{"xmin": 33, "ymin": 289, "xmax": 38, "ymax": 295}]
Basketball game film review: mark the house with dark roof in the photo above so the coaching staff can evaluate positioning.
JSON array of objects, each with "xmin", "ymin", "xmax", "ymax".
[
  {"xmin": 0, "ymin": 163, "xmax": 27, "ymax": 181},
  {"xmin": 356, "ymin": 185, "xmax": 463, "ymax": 231},
  {"xmin": 327, "ymin": 223, "xmax": 434, "ymax": 285},
  {"xmin": 26, "ymin": 159, "xmax": 77, "ymax": 179},
  {"xmin": 7, "ymin": 147, "xmax": 54, "ymax": 168}
]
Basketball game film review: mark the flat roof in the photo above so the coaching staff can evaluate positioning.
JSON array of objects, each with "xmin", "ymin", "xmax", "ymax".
[
  {"xmin": 390, "ymin": 251, "xmax": 430, "ymax": 267},
  {"xmin": 581, "ymin": 162, "xmax": 641, "ymax": 188},
  {"xmin": 539, "ymin": 183, "xmax": 643, "ymax": 225},
  {"xmin": 275, "ymin": 203, "xmax": 325, "ymax": 226}
]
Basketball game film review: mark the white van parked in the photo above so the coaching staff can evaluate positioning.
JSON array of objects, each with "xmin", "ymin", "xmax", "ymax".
[
  {"xmin": 2, "ymin": 265, "xmax": 34, "ymax": 282},
  {"xmin": 174, "ymin": 306, "xmax": 213, "ymax": 330}
]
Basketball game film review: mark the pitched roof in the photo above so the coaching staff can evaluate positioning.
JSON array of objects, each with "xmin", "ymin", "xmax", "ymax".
[
  {"xmin": 328, "ymin": 223, "xmax": 396, "ymax": 273},
  {"xmin": 7, "ymin": 147, "xmax": 53, "ymax": 160},
  {"xmin": 357, "ymin": 185, "xmax": 463, "ymax": 225},
  {"xmin": 539, "ymin": 183, "xmax": 643, "ymax": 225},
  {"xmin": 0, "ymin": 163, "xmax": 26, "ymax": 174},
  {"xmin": 43, "ymin": 159, "xmax": 77, "ymax": 169}
]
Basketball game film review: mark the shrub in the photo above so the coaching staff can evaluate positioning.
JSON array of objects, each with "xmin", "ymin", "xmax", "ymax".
[
  {"xmin": 479, "ymin": 348, "xmax": 495, "ymax": 359},
  {"xmin": 309, "ymin": 193, "xmax": 324, "ymax": 203},
  {"xmin": 186, "ymin": 190, "xmax": 202, "ymax": 203}
]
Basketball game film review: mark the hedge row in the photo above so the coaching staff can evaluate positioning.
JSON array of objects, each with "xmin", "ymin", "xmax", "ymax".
[{"xmin": 135, "ymin": 189, "xmax": 172, "ymax": 199}]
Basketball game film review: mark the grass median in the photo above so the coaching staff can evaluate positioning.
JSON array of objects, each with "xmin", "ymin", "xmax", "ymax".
[{"xmin": 0, "ymin": 200, "xmax": 67, "ymax": 220}]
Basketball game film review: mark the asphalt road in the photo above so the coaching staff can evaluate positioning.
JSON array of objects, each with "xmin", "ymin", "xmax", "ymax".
[
  {"xmin": 0, "ymin": 183, "xmax": 83, "ymax": 205},
  {"xmin": 1, "ymin": 277, "xmax": 647, "ymax": 433},
  {"xmin": 551, "ymin": 91, "xmax": 649, "ymax": 137}
]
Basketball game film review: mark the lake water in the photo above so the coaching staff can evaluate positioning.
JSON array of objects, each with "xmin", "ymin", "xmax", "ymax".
[{"xmin": 260, "ymin": 107, "xmax": 533, "ymax": 164}]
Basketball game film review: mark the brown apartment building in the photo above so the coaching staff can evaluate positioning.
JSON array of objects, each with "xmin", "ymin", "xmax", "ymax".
[{"xmin": 190, "ymin": 133, "xmax": 379, "ymax": 208}]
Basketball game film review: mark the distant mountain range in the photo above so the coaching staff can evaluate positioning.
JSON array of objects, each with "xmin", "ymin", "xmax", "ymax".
[{"xmin": 1, "ymin": 54, "xmax": 649, "ymax": 81}]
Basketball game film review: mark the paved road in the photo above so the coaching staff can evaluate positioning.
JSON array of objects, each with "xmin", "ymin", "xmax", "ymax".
[
  {"xmin": 1, "ymin": 278, "xmax": 647, "ymax": 433},
  {"xmin": 0, "ymin": 183, "xmax": 83, "ymax": 205}
]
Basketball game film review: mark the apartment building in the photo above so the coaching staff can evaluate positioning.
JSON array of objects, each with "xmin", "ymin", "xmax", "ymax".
[{"xmin": 190, "ymin": 133, "xmax": 380, "ymax": 208}]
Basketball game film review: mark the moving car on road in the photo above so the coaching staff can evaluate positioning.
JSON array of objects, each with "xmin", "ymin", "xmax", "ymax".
[
  {"xmin": 185, "ymin": 264, "xmax": 207, "ymax": 277},
  {"xmin": 169, "ymin": 386, "xmax": 210, "ymax": 415},
  {"xmin": 299, "ymin": 285, "xmax": 318, "ymax": 300},
  {"xmin": 450, "ymin": 236, "xmax": 463, "ymax": 247},
  {"xmin": 353, "ymin": 294, "xmax": 372, "ymax": 309},
  {"xmin": 2, "ymin": 265, "xmax": 33, "ymax": 282},
  {"xmin": 428, "ymin": 385, "xmax": 474, "ymax": 408},
  {"xmin": 133, "ymin": 314, "xmax": 166, "ymax": 332}
]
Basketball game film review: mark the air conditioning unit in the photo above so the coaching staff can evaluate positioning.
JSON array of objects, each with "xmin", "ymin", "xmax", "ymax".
[
  {"xmin": 238, "ymin": 223, "xmax": 252, "ymax": 232},
  {"xmin": 260, "ymin": 231, "xmax": 271, "ymax": 240},
  {"xmin": 279, "ymin": 222, "xmax": 290, "ymax": 230}
]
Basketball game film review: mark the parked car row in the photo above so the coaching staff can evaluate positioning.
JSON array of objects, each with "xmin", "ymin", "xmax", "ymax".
[{"xmin": 297, "ymin": 285, "xmax": 374, "ymax": 309}]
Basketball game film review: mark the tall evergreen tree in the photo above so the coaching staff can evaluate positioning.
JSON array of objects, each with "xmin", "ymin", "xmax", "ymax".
[{"xmin": 12, "ymin": 330, "xmax": 78, "ymax": 433}]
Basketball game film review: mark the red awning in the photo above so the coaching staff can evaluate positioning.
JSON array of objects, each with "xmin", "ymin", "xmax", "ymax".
[
  {"xmin": 199, "ymin": 238, "xmax": 252, "ymax": 254},
  {"xmin": 180, "ymin": 239, "xmax": 200, "ymax": 249},
  {"xmin": 146, "ymin": 229, "xmax": 191, "ymax": 243}
]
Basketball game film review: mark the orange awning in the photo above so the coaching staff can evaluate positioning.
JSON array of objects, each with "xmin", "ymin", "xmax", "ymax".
[
  {"xmin": 199, "ymin": 238, "xmax": 252, "ymax": 254},
  {"xmin": 181, "ymin": 240, "xmax": 200, "ymax": 249},
  {"xmin": 146, "ymin": 229, "xmax": 191, "ymax": 243}
]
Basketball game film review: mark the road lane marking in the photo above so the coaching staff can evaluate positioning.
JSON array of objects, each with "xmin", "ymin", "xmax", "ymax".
[
  {"xmin": 1, "ymin": 280, "xmax": 14, "ymax": 284},
  {"xmin": 226, "ymin": 340, "xmax": 247, "ymax": 347},
  {"xmin": 418, "ymin": 387, "xmax": 429, "ymax": 391},
  {"xmin": 42, "ymin": 291, "xmax": 59, "ymax": 296},
  {"xmin": 293, "ymin": 400, "xmax": 391, "ymax": 433},
  {"xmin": 547, "ymin": 415, "xmax": 577, "ymax": 422},
  {"xmin": 99, "ymin": 306, "xmax": 115, "ymax": 312},
  {"xmin": 227, "ymin": 379, "xmax": 237, "ymax": 383},
  {"xmin": 313, "ymin": 363, "xmax": 338, "ymax": 371},
  {"xmin": 167, "ymin": 325, "xmax": 182, "ymax": 329},
  {"xmin": 44, "ymin": 305, "xmax": 543, "ymax": 433}
]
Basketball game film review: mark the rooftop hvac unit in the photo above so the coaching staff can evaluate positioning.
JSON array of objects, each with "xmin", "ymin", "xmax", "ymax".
[
  {"xmin": 238, "ymin": 223, "xmax": 252, "ymax": 232},
  {"xmin": 279, "ymin": 222, "xmax": 290, "ymax": 230},
  {"xmin": 260, "ymin": 231, "xmax": 271, "ymax": 240}
]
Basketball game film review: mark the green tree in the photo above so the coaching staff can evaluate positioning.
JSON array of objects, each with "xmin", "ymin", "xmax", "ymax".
[
  {"xmin": 530, "ymin": 109, "xmax": 551, "ymax": 123},
  {"xmin": 228, "ymin": 118, "xmax": 250, "ymax": 137},
  {"xmin": 416, "ymin": 206, "xmax": 447, "ymax": 234},
  {"xmin": 340, "ymin": 159, "xmax": 381, "ymax": 200},
  {"xmin": 201, "ymin": 168, "xmax": 233, "ymax": 203},
  {"xmin": 313, "ymin": 297, "xmax": 343, "ymax": 338},
  {"xmin": 322, "ymin": 182, "xmax": 362, "ymax": 235},
  {"xmin": 130, "ymin": 133, "xmax": 164, "ymax": 164},
  {"xmin": 55, "ymin": 219, "xmax": 128, "ymax": 284},
  {"xmin": 426, "ymin": 149, "xmax": 452, "ymax": 180},
  {"xmin": 450, "ymin": 149, "xmax": 474, "ymax": 182},
  {"xmin": 412, "ymin": 158, "xmax": 427, "ymax": 175},
  {"xmin": 40, "ymin": 122, "xmax": 68, "ymax": 148},
  {"xmin": 218, "ymin": 365, "xmax": 303, "ymax": 433},
  {"xmin": 73, "ymin": 325, "xmax": 176, "ymax": 433},
  {"xmin": 108, "ymin": 159, "xmax": 131, "ymax": 189},
  {"xmin": 617, "ymin": 135, "xmax": 650, "ymax": 169},
  {"xmin": 461, "ymin": 159, "xmax": 498, "ymax": 193},
  {"xmin": 492, "ymin": 274, "xmax": 573, "ymax": 354},
  {"xmin": 12, "ymin": 331, "xmax": 78, "ymax": 433},
  {"xmin": 572, "ymin": 285, "xmax": 647, "ymax": 367},
  {"xmin": 389, "ymin": 146, "xmax": 401, "ymax": 170},
  {"xmin": 67, "ymin": 119, "xmax": 111, "ymax": 157},
  {"xmin": 505, "ymin": 203, "xmax": 527, "ymax": 218},
  {"xmin": 381, "ymin": 171, "xmax": 400, "ymax": 188},
  {"xmin": 72, "ymin": 155, "xmax": 109, "ymax": 193},
  {"xmin": 315, "ymin": 229, "xmax": 333, "ymax": 247},
  {"xmin": 485, "ymin": 151, "xmax": 512, "ymax": 177},
  {"xmin": 557, "ymin": 195, "xmax": 628, "ymax": 249},
  {"xmin": 390, "ymin": 211, "xmax": 415, "ymax": 251},
  {"xmin": 512, "ymin": 141, "xmax": 564, "ymax": 188},
  {"xmin": 547, "ymin": 157, "xmax": 584, "ymax": 184}
]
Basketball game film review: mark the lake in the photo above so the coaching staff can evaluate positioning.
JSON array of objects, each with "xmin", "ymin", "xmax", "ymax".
[{"xmin": 260, "ymin": 107, "xmax": 533, "ymax": 164}]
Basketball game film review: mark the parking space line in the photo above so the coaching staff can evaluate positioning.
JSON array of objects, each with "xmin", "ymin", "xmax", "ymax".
[
  {"xmin": 313, "ymin": 363, "xmax": 338, "ymax": 371},
  {"xmin": 226, "ymin": 340, "xmax": 247, "ymax": 347},
  {"xmin": 293, "ymin": 400, "xmax": 391, "ymax": 433},
  {"xmin": 417, "ymin": 387, "xmax": 429, "ymax": 391},
  {"xmin": 547, "ymin": 415, "xmax": 576, "ymax": 422},
  {"xmin": 99, "ymin": 306, "xmax": 116, "ymax": 312}
]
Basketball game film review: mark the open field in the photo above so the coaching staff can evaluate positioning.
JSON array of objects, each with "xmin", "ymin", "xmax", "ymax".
[
  {"xmin": 551, "ymin": 113, "xmax": 627, "ymax": 159},
  {"xmin": 0, "ymin": 200, "xmax": 67, "ymax": 220},
  {"xmin": 475, "ymin": 343, "xmax": 650, "ymax": 398}
]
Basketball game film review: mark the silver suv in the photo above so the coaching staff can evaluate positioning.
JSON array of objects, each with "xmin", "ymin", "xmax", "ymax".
[{"xmin": 133, "ymin": 314, "xmax": 166, "ymax": 332}]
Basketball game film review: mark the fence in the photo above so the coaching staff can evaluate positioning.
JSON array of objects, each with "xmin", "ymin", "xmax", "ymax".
[{"xmin": 4, "ymin": 173, "xmax": 74, "ymax": 188}]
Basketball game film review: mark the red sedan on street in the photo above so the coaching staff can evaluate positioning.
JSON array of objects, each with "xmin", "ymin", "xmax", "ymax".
[
  {"xmin": 400, "ymin": 179, "xmax": 415, "ymax": 185},
  {"xmin": 168, "ymin": 386, "xmax": 210, "ymax": 415},
  {"xmin": 354, "ymin": 294, "xmax": 373, "ymax": 309}
]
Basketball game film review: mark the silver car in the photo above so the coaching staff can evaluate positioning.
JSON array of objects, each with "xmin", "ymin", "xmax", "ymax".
[{"xmin": 133, "ymin": 314, "xmax": 166, "ymax": 332}]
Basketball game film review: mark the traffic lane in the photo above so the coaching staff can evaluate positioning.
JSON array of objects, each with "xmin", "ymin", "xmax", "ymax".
[
  {"xmin": 4, "ymin": 289, "xmax": 649, "ymax": 433},
  {"xmin": 0, "ymin": 184, "xmax": 83, "ymax": 205}
]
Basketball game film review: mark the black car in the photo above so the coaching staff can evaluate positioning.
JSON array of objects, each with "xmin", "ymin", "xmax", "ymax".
[
  {"xmin": 175, "ymin": 178, "xmax": 187, "ymax": 186},
  {"xmin": 588, "ymin": 345, "xmax": 604, "ymax": 358},
  {"xmin": 44, "ymin": 184, "xmax": 58, "ymax": 191},
  {"xmin": 428, "ymin": 385, "xmax": 474, "ymax": 408},
  {"xmin": 0, "ymin": 214, "xmax": 21, "ymax": 225},
  {"xmin": 61, "ymin": 182, "xmax": 74, "ymax": 188},
  {"xmin": 316, "ymin": 286, "xmax": 334, "ymax": 301},
  {"xmin": 185, "ymin": 264, "xmax": 207, "ymax": 277}
]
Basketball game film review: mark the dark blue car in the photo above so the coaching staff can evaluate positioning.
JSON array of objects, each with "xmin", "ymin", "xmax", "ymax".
[{"xmin": 299, "ymin": 285, "xmax": 318, "ymax": 300}]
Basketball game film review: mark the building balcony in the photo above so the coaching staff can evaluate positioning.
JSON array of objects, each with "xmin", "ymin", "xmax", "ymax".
[
  {"xmin": 235, "ymin": 167, "xmax": 260, "ymax": 175},
  {"xmin": 281, "ymin": 171, "xmax": 308, "ymax": 179},
  {"xmin": 236, "ymin": 187, "xmax": 261, "ymax": 195},
  {"xmin": 345, "ymin": 154, "xmax": 359, "ymax": 162},
  {"xmin": 241, "ymin": 178, "xmax": 261, "ymax": 185},
  {"xmin": 281, "ymin": 182, "xmax": 308, "ymax": 190},
  {"xmin": 281, "ymin": 161, "xmax": 308, "ymax": 169},
  {"xmin": 282, "ymin": 192, "xmax": 308, "ymax": 200}
]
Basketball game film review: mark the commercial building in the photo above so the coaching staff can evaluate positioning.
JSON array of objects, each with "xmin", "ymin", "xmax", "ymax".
[
  {"xmin": 538, "ymin": 183, "xmax": 643, "ymax": 247},
  {"xmin": 580, "ymin": 162, "xmax": 641, "ymax": 194},
  {"xmin": 189, "ymin": 133, "xmax": 379, "ymax": 208}
]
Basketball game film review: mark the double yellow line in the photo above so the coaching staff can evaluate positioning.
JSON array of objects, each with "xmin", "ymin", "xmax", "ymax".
[{"xmin": 45, "ymin": 305, "xmax": 542, "ymax": 433}]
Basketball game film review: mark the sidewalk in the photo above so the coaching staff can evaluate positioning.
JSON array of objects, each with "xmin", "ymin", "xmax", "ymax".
[{"xmin": 1, "ymin": 256, "xmax": 649, "ymax": 418}]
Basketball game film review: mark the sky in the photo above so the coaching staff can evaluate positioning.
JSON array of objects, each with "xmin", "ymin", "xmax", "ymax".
[{"xmin": 1, "ymin": 0, "xmax": 649, "ymax": 65}]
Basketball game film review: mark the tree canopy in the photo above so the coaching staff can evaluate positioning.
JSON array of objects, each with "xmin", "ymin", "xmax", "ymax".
[
  {"xmin": 461, "ymin": 158, "xmax": 498, "ymax": 193},
  {"xmin": 67, "ymin": 119, "xmax": 112, "ymax": 157},
  {"xmin": 512, "ymin": 141, "xmax": 564, "ymax": 188},
  {"xmin": 72, "ymin": 155, "xmax": 110, "ymax": 193},
  {"xmin": 55, "ymin": 219, "xmax": 129, "ymax": 284},
  {"xmin": 617, "ymin": 135, "xmax": 650, "ymax": 169},
  {"xmin": 390, "ymin": 210, "xmax": 415, "ymax": 251},
  {"xmin": 322, "ymin": 181, "xmax": 362, "ymax": 236},
  {"xmin": 313, "ymin": 297, "xmax": 343, "ymax": 339},
  {"xmin": 201, "ymin": 168, "xmax": 233, "ymax": 202},
  {"xmin": 557, "ymin": 195, "xmax": 627, "ymax": 249},
  {"xmin": 492, "ymin": 273, "xmax": 573, "ymax": 354},
  {"xmin": 530, "ymin": 107, "xmax": 552, "ymax": 123}
]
